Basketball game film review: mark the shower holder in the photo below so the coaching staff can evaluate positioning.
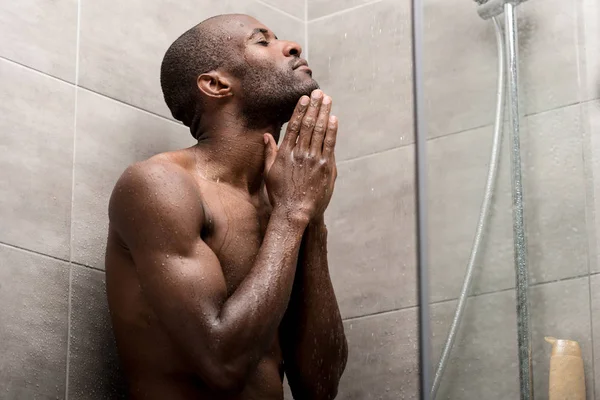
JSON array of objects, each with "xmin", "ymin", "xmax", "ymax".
[{"xmin": 477, "ymin": 0, "xmax": 529, "ymax": 20}]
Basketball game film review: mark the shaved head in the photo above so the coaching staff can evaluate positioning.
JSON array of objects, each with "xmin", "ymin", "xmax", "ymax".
[{"xmin": 160, "ymin": 15, "xmax": 246, "ymax": 137}]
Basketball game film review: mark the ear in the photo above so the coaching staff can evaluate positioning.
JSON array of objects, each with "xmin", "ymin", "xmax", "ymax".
[{"xmin": 197, "ymin": 71, "xmax": 234, "ymax": 99}]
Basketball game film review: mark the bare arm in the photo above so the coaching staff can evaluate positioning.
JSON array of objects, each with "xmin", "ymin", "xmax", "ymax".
[
  {"xmin": 108, "ymin": 93, "xmax": 331, "ymax": 394},
  {"xmin": 109, "ymin": 162, "xmax": 306, "ymax": 393},
  {"xmin": 281, "ymin": 217, "xmax": 348, "ymax": 400},
  {"xmin": 278, "ymin": 95, "xmax": 347, "ymax": 399}
]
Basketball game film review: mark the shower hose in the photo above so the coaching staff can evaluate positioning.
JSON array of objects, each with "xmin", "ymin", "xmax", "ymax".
[{"xmin": 430, "ymin": 16, "xmax": 506, "ymax": 398}]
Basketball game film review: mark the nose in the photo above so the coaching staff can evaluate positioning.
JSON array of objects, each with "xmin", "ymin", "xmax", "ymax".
[{"xmin": 282, "ymin": 40, "xmax": 302, "ymax": 57}]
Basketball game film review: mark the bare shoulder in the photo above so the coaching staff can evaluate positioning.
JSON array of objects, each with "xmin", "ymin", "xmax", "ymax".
[{"xmin": 108, "ymin": 155, "xmax": 204, "ymax": 242}]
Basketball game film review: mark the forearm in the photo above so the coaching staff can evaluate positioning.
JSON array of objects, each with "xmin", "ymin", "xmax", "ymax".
[
  {"xmin": 217, "ymin": 209, "xmax": 307, "ymax": 366},
  {"xmin": 282, "ymin": 217, "xmax": 348, "ymax": 399}
]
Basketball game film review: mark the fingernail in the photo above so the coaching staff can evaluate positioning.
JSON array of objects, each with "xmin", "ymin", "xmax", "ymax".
[
  {"xmin": 323, "ymin": 96, "xmax": 331, "ymax": 105},
  {"xmin": 312, "ymin": 90, "xmax": 322, "ymax": 99},
  {"xmin": 329, "ymin": 116, "xmax": 337, "ymax": 123},
  {"xmin": 264, "ymin": 135, "xmax": 269, "ymax": 144},
  {"xmin": 300, "ymin": 96, "xmax": 309, "ymax": 105}
]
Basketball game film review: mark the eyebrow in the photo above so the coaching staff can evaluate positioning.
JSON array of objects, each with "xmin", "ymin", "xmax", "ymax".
[{"xmin": 248, "ymin": 28, "xmax": 278, "ymax": 40}]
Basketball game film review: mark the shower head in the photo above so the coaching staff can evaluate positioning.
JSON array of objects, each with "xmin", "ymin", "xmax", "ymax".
[{"xmin": 477, "ymin": 0, "xmax": 529, "ymax": 19}]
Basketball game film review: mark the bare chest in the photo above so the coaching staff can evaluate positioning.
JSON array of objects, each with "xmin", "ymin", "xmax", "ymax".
[{"xmin": 199, "ymin": 184, "xmax": 271, "ymax": 294}]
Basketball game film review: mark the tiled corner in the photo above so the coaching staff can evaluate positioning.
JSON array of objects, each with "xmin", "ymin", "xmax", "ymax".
[
  {"xmin": 259, "ymin": 0, "xmax": 305, "ymax": 20},
  {"xmin": 423, "ymin": 0, "xmax": 579, "ymax": 139},
  {"xmin": 530, "ymin": 277, "xmax": 594, "ymax": 400},
  {"xmin": 71, "ymin": 89, "xmax": 194, "ymax": 270},
  {"xmin": 522, "ymin": 104, "xmax": 588, "ymax": 284},
  {"xmin": 308, "ymin": 0, "xmax": 413, "ymax": 161},
  {"xmin": 588, "ymin": 100, "xmax": 600, "ymax": 273},
  {"xmin": 590, "ymin": 274, "xmax": 600, "ymax": 399},
  {"xmin": 79, "ymin": 0, "xmax": 305, "ymax": 119},
  {"xmin": 0, "ymin": 244, "xmax": 69, "ymax": 399},
  {"xmin": 68, "ymin": 265, "xmax": 126, "ymax": 399},
  {"xmin": 428, "ymin": 104, "xmax": 588, "ymax": 303},
  {"xmin": 307, "ymin": 0, "xmax": 374, "ymax": 21},
  {"xmin": 0, "ymin": 59, "xmax": 75, "ymax": 259},
  {"xmin": 580, "ymin": 0, "xmax": 600, "ymax": 101},
  {"xmin": 338, "ymin": 308, "xmax": 419, "ymax": 399},
  {"xmin": 326, "ymin": 146, "xmax": 416, "ymax": 318},
  {"xmin": 0, "ymin": 0, "xmax": 77, "ymax": 82},
  {"xmin": 430, "ymin": 290, "xmax": 519, "ymax": 399}
]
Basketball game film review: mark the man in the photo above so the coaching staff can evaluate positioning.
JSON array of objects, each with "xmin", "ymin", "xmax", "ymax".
[{"xmin": 105, "ymin": 13, "xmax": 348, "ymax": 400}]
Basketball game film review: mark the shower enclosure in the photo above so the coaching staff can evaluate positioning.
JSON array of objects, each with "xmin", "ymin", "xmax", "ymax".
[{"xmin": 415, "ymin": 0, "xmax": 599, "ymax": 398}]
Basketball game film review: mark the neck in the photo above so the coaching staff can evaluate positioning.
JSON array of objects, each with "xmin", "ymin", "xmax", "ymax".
[{"xmin": 192, "ymin": 110, "xmax": 282, "ymax": 194}]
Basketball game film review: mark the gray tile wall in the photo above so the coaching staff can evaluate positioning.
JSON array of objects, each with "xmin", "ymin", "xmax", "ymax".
[{"xmin": 2, "ymin": 0, "xmax": 600, "ymax": 399}]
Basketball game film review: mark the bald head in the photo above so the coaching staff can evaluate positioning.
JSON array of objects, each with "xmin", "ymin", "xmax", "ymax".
[{"xmin": 160, "ymin": 15, "xmax": 249, "ymax": 136}]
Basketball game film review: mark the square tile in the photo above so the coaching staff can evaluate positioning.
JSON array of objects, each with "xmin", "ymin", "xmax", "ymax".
[
  {"xmin": 0, "ymin": 244, "xmax": 69, "ymax": 399},
  {"xmin": 71, "ymin": 89, "xmax": 195, "ymax": 269},
  {"xmin": 428, "ymin": 124, "xmax": 514, "ymax": 303},
  {"xmin": 522, "ymin": 105, "xmax": 588, "ymax": 284},
  {"xmin": 308, "ymin": 0, "xmax": 373, "ymax": 21},
  {"xmin": 518, "ymin": 0, "xmax": 580, "ymax": 115},
  {"xmin": 327, "ymin": 146, "xmax": 417, "ymax": 318},
  {"xmin": 428, "ymin": 104, "xmax": 589, "ymax": 304},
  {"xmin": 430, "ymin": 277, "xmax": 593, "ymax": 400},
  {"xmin": 430, "ymin": 290, "xmax": 519, "ymax": 399},
  {"xmin": 338, "ymin": 308, "xmax": 419, "ymax": 399},
  {"xmin": 79, "ymin": 0, "xmax": 305, "ymax": 118},
  {"xmin": 68, "ymin": 265, "xmax": 126, "ymax": 399},
  {"xmin": 0, "ymin": 0, "xmax": 77, "ymax": 82},
  {"xmin": 423, "ymin": 0, "xmax": 580, "ymax": 139},
  {"xmin": 308, "ymin": 0, "xmax": 413, "ymax": 160},
  {"xmin": 530, "ymin": 277, "xmax": 594, "ymax": 400},
  {"xmin": 260, "ymin": 0, "xmax": 304, "ymax": 20},
  {"xmin": 0, "ymin": 59, "xmax": 75, "ymax": 259}
]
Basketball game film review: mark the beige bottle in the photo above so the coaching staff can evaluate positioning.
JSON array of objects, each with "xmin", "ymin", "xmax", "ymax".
[{"xmin": 545, "ymin": 337, "xmax": 586, "ymax": 400}]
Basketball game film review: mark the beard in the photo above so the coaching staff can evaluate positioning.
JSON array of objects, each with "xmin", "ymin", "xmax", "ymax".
[{"xmin": 238, "ymin": 60, "xmax": 320, "ymax": 129}]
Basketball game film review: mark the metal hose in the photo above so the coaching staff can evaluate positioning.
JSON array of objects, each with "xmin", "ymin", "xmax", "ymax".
[{"xmin": 430, "ymin": 16, "xmax": 506, "ymax": 398}]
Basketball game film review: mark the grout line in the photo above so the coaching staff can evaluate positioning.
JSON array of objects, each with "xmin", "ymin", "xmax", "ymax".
[
  {"xmin": 253, "ymin": 0, "xmax": 304, "ymax": 23},
  {"xmin": 0, "ymin": 54, "xmax": 183, "ymax": 128},
  {"xmin": 65, "ymin": 1, "xmax": 82, "ymax": 396},
  {"xmin": 304, "ymin": 0, "xmax": 309, "ymax": 61},
  {"xmin": 0, "ymin": 241, "xmax": 71, "ymax": 263},
  {"xmin": 307, "ymin": 0, "xmax": 385, "ymax": 24},
  {"xmin": 0, "ymin": 55, "xmax": 75, "ymax": 86},
  {"xmin": 337, "ymin": 99, "xmax": 586, "ymax": 166},
  {"xmin": 0, "ymin": 241, "xmax": 106, "ymax": 273},
  {"xmin": 76, "ymin": 86, "xmax": 183, "ymax": 126},
  {"xmin": 343, "ymin": 273, "xmax": 594, "ymax": 322},
  {"xmin": 575, "ymin": 0, "xmax": 598, "ymax": 392}
]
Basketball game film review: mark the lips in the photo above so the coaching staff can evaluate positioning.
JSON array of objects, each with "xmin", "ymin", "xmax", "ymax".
[{"xmin": 293, "ymin": 59, "xmax": 309, "ymax": 70}]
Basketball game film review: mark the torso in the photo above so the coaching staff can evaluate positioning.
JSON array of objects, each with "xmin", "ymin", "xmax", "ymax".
[{"xmin": 105, "ymin": 148, "xmax": 283, "ymax": 400}]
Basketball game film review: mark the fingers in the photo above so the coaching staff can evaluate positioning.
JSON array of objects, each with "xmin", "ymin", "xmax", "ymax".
[
  {"xmin": 322, "ymin": 115, "xmax": 338, "ymax": 159},
  {"xmin": 281, "ymin": 96, "xmax": 310, "ymax": 151},
  {"xmin": 297, "ymin": 90, "xmax": 323, "ymax": 152},
  {"xmin": 263, "ymin": 134, "xmax": 278, "ymax": 175},
  {"xmin": 309, "ymin": 95, "xmax": 332, "ymax": 157}
]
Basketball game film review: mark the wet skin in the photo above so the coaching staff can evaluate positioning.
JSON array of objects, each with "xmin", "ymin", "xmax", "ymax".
[{"xmin": 105, "ymin": 16, "xmax": 347, "ymax": 400}]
